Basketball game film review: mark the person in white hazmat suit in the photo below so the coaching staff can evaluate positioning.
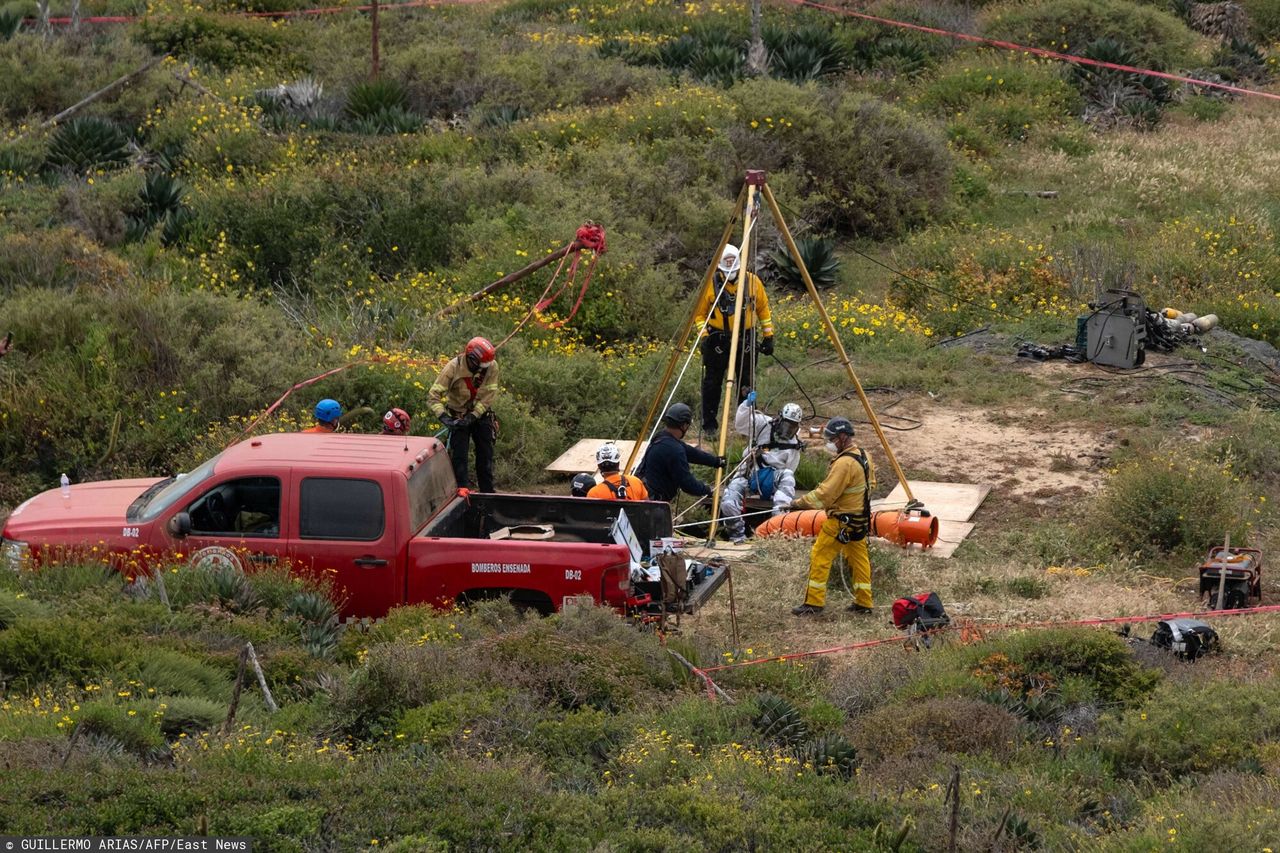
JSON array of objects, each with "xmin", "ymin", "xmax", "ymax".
[{"xmin": 721, "ymin": 391, "xmax": 804, "ymax": 544}]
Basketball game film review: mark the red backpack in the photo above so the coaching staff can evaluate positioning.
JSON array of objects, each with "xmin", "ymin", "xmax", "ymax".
[{"xmin": 891, "ymin": 592, "xmax": 950, "ymax": 631}]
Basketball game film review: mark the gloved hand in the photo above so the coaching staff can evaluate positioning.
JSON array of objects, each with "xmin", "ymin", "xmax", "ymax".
[
  {"xmin": 716, "ymin": 455, "xmax": 727, "ymax": 469},
  {"xmin": 440, "ymin": 415, "xmax": 459, "ymax": 429},
  {"xmin": 745, "ymin": 389, "xmax": 757, "ymax": 406},
  {"xmin": 758, "ymin": 336, "xmax": 775, "ymax": 356},
  {"xmin": 458, "ymin": 412, "xmax": 477, "ymax": 428}
]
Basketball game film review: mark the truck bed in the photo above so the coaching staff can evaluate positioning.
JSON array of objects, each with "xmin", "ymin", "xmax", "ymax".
[{"xmin": 418, "ymin": 493, "xmax": 673, "ymax": 545}]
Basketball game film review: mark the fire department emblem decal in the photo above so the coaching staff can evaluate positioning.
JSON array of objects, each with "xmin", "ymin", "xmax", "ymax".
[{"xmin": 190, "ymin": 545, "xmax": 241, "ymax": 573}]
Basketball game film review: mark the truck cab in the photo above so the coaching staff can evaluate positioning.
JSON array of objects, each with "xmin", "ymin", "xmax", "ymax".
[
  {"xmin": 1, "ymin": 433, "xmax": 690, "ymax": 619},
  {"xmin": 3, "ymin": 434, "xmax": 456, "ymax": 617}
]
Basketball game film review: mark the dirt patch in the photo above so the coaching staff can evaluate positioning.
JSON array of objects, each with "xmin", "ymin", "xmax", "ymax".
[{"xmin": 867, "ymin": 401, "xmax": 1111, "ymax": 503}]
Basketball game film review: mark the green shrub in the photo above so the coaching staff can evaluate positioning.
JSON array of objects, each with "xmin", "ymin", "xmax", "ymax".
[
  {"xmin": 1100, "ymin": 681, "xmax": 1280, "ymax": 778},
  {"xmin": 16, "ymin": 562, "xmax": 124, "ymax": 599},
  {"xmin": 136, "ymin": 14, "xmax": 299, "ymax": 69},
  {"xmin": 909, "ymin": 628, "xmax": 1160, "ymax": 709},
  {"xmin": 725, "ymin": 79, "xmax": 953, "ymax": 238},
  {"xmin": 397, "ymin": 689, "xmax": 505, "ymax": 747},
  {"xmin": 856, "ymin": 696, "xmax": 1021, "ymax": 763},
  {"xmin": 1090, "ymin": 446, "xmax": 1255, "ymax": 557},
  {"xmin": 138, "ymin": 650, "xmax": 228, "ymax": 702},
  {"xmin": 156, "ymin": 695, "xmax": 226, "ymax": 736},
  {"xmin": 980, "ymin": 0, "xmax": 1199, "ymax": 70},
  {"xmin": 1241, "ymin": 0, "xmax": 1280, "ymax": 40},
  {"xmin": 0, "ymin": 589, "xmax": 52, "ymax": 628},
  {"xmin": 918, "ymin": 57, "xmax": 1081, "ymax": 144},
  {"xmin": 75, "ymin": 700, "xmax": 170, "ymax": 762},
  {"xmin": 44, "ymin": 116, "xmax": 132, "ymax": 173}
]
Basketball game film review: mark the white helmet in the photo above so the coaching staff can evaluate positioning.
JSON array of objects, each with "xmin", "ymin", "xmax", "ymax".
[
  {"xmin": 718, "ymin": 245, "xmax": 741, "ymax": 275},
  {"xmin": 596, "ymin": 442, "xmax": 622, "ymax": 467},
  {"xmin": 774, "ymin": 403, "xmax": 803, "ymax": 442}
]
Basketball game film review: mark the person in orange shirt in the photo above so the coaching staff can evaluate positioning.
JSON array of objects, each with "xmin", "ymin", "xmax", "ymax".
[
  {"xmin": 302, "ymin": 399, "xmax": 342, "ymax": 433},
  {"xmin": 586, "ymin": 443, "xmax": 648, "ymax": 501}
]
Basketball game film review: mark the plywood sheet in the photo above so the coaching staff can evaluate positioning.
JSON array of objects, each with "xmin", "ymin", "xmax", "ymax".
[
  {"xmin": 873, "ymin": 481, "xmax": 990, "ymax": 523},
  {"xmin": 924, "ymin": 520, "xmax": 976, "ymax": 560},
  {"xmin": 546, "ymin": 439, "xmax": 649, "ymax": 473}
]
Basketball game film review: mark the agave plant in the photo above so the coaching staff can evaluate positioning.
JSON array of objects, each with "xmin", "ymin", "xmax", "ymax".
[
  {"xmin": 657, "ymin": 35, "xmax": 700, "ymax": 71},
  {"xmin": 0, "ymin": 8, "xmax": 22, "ymax": 41},
  {"xmin": 348, "ymin": 106, "xmax": 421, "ymax": 135},
  {"xmin": 287, "ymin": 589, "xmax": 338, "ymax": 625},
  {"xmin": 752, "ymin": 693, "xmax": 810, "ymax": 745},
  {"xmin": 139, "ymin": 172, "xmax": 186, "ymax": 219},
  {"xmin": 691, "ymin": 43, "xmax": 744, "ymax": 87},
  {"xmin": 798, "ymin": 734, "xmax": 859, "ymax": 778},
  {"xmin": 0, "ymin": 144, "xmax": 38, "ymax": 181},
  {"xmin": 1072, "ymin": 38, "xmax": 1172, "ymax": 129},
  {"xmin": 160, "ymin": 205, "xmax": 194, "ymax": 247},
  {"xmin": 345, "ymin": 78, "xmax": 410, "ymax": 121},
  {"xmin": 45, "ymin": 116, "xmax": 132, "ymax": 173},
  {"xmin": 476, "ymin": 104, "xmax": 530, "ymax": 130},
  {"xmin": 771, "ymin": 237, "xmax": 840, "ymax": 290}
]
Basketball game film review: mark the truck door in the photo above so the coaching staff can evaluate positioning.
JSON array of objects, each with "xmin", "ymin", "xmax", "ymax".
[
  {"xmin": 289, "ymin": 475, "xmax": 402, "ymax": 619},
  {"xmin": 159, "ymin": 473, "xmax": 290, "ymax": 573}
]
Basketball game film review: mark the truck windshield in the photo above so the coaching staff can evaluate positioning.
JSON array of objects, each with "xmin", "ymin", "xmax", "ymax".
[
  {"xmin": 408, "ymin": 456, "xmax": 457, "ymax": 533},
  {"xmin": 134, "ymin": 454, "xmax": 222, "ymax": 522}
]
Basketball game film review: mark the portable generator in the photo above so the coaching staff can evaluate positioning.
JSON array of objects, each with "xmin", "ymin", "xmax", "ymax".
[
  {"xmin": 1198, "ymin": 545, "xmax": 1263, "ymax": 611},
  {"xmin": 1084, "ymin": 289, "xmax": 1148, "ymax": 369}
]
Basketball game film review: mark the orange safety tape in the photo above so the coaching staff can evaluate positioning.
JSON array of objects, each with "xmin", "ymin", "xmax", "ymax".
[
  {"xmin": 699, "ymin": 601, "xmax": 1280, "ymax": 675},
  {"xmin": 779, "ymin": 0, "xmax": 1280, "ymax": 103}
]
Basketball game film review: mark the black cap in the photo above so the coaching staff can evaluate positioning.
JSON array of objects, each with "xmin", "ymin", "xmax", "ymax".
[
  {"xmin": 823, "ymin": 417, "xmax": 855, "ymax": 438},
  {"xmin": 662, "ymin": 402, "xmax": 694, "ymax": 426}
]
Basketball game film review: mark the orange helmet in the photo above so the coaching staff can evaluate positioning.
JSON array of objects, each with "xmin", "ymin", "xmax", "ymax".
[
  {"xmin": 382, "ymin": 407, "xmax": 411, "ymax": 435},
  {"xmin": 464, "ymin": 337, "xmax": 496, "ymax": 371}
]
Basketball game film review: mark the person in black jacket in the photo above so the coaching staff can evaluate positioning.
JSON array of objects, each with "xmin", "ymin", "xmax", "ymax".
[{"xmin": 636, "ymin": 403, "xmax": 725, "ymax": 503}]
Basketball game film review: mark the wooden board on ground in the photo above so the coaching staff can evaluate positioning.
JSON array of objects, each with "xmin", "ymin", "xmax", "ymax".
[
  {"xmin": 873, "ymin": 481, "xmax": 990, "ymax": 524},
  {"xmin": 686, "ymin": 540, "xmax": 758, "ymax": 561},
  {"xmin": 546, "ymin": 439, "xmax": 649, "ymax": 473},
  {"xmin": 926, "ymin": 520, "xmax": 976, "ymax": 560}
]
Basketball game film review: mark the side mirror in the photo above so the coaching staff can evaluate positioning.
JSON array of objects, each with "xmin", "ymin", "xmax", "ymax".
[{"xmin": 168, "ymin": 512, "xmax": 192, "ymax": 538}]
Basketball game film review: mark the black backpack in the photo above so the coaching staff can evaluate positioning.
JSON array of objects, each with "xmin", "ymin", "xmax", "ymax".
[{"xmin": 1150, "ymin": 619, "xmax": 1218, "ymax": 661}]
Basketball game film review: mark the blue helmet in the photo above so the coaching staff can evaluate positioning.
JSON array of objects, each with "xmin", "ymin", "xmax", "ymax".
[{"xmin": 314, "ymin": 398, "xmax": 342, "ymax": 424}]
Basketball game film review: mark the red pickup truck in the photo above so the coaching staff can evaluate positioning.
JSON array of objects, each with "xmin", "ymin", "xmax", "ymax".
[{"xmin": 0, "ymin": 434, "xmax": 722, "ymax": 618}]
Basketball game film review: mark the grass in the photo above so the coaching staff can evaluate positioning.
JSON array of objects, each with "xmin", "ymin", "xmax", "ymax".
[{"xmin": 3, "ymin": 0, "xmax": 1280, "ymax": 845}]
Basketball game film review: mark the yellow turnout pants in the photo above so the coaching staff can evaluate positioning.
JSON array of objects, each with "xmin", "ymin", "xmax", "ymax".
[{"xmin": 805, "ymin": 518, "xmax": 872, "ymax": 609}]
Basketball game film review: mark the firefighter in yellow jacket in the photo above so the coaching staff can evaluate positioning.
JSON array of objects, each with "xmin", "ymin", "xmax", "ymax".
[
  {"xmin": 693, "ymin": 244, "xmax": 774, "ymax": 432},
  {"xmin": 789, "ymin": 416, "xmax": 875, "ymax": 616},
  {"xmin": 429, "ymin": 337, "xmax": 499, "ymax": 493}
]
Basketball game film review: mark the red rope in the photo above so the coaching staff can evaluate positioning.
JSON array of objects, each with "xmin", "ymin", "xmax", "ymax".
[
  {"xmin": 699, "ymin": 601, "xmax": 1280, "ymax": 674},
  {"xmin": 779, "ymin": 0, "xmax": 1280, "ymax": 103},
  {"xmin": 226, "ymin": 353, "xmax": 443, "ymax": 447}
]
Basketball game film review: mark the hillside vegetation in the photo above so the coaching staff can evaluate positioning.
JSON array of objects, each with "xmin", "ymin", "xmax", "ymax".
[{"xmin": 5, "ymin": 0, "xmax": 1280, "ymax": 847}]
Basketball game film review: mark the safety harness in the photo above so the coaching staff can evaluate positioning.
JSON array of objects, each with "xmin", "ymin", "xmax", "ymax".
[
  {"xmin": 601, "ymin": 474, "xmax": 632, "ymax": 500},
  {"xmin": 833, "ymin": 448, "xmax": 872, "ymax": 544}
]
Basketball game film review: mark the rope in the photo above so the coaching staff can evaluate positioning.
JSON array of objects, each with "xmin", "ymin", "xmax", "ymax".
[
  {"xmin": 671, "ymin": 507, "xmax": 776, "ymax": 531},
  {"xmin": 698, "ymin": 601, "xmax": 1280, "ymax": 676},
  {"xmin": 226, "ymin": 353, "xmax": 445, "ymax": 447},
  {"xmin": 627, "ymin": 222, "xmax": 755, "ymax": 475},
  {"xmin": 779, "ymin": 0, "xmax": 1280, "ymax": 103}
]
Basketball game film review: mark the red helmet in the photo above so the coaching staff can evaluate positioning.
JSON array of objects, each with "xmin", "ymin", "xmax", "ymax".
[
  {"xmin": 464, "ymin": 336, "xmax": 496, "ymax": 371},
  {"xmin": 382, "ymin": 407, "xmax": 411, "ymax": 435}
]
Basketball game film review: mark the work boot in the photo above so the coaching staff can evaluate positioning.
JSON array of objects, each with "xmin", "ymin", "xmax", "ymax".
[
  {"xmin": 730, "ymin": 535, "xmax": 746, "ymax": 545},
  {"xmin": 846, "ymin": 603, "xmax": 873, "ymax": 614},
  {"xmin": 791, "ymin": 603, "xmax": 823, "ymax": 617}
]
